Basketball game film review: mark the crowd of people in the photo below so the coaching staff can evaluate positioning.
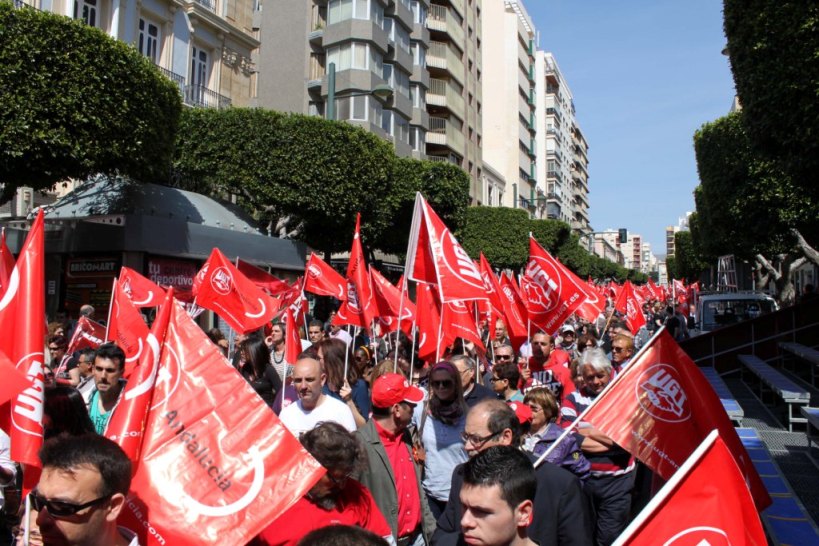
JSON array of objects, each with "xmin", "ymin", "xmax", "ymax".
[{"xmin": 0, "ymin": 297, "xmax": 695, "ymax": 546}]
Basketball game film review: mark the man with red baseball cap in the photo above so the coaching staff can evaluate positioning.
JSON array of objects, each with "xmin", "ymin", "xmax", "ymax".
[{"xmin": 355, "ymin": 374, "xmax": 436, "ymax": 546}]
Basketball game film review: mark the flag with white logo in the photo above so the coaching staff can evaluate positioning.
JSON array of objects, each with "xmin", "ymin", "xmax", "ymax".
[
  {"xmin": 119, "ymin": 266, "xmax": 166, "ymax": 307},
  {"xmin": 303, "ymin": 252, "xmax": 347, "ymax": 301}
]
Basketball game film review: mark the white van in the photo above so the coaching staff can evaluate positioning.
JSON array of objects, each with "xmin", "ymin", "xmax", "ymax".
[{"xmin": 692, "ymin": 292, "xmax": 779, "ymax": 336}]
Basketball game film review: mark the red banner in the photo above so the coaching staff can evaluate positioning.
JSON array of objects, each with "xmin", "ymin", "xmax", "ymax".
[
  {"xmin": 0, "ymin": 210, "xmax": 46, "ymax": 470},
  {"xmin": 370, "ymin": 268, "xmax": 415, "ymax": 336},
  {"xmin": 615, "ymin": 431, "xmax": 766, "ymax": 546},
  {"xmin": 581, "ymin": 330, "xmax": 771, "ymax": 511},
  {"xmin": 66, "ymin": 316, "xmax": 106, "ymax": 355},
  {"xmin": 284, "ymin": 308, "xmax": 302, "ymax": 365},
  {"xmin": 107, "ymin": 280, "xmax": 151, "ymax": 374},
  {"xmin": 441, "ymin": 300, "xmax": 485, "ymax": 354},
  {"xmin": 415, "ymin": 283, "xmax": 442, "ymax": 363},
  {"xmin": 406, "ymin": 194, "xmax": 487, "ymax": 303},
  {"xmin": 120, "ymin": 302, "xmax": 325, "ymax": 545},
  {"xmin": 120, "ymin": 266, "xmax": 166, "ymax": 307},
  {"xmin": 194, "ymin": 248, "xmax": 279, "ymax": 334},
  {"xmin": 0, "ymin": 351, "xmax": 34, "ymax": 409},
  {"xmin": 334, "ymin": 214, "xmax": 376, "ymax": 328},
  {"xmin": 303, "ymin": 252, "xmax": 346, "ymax": 300},
  {"xmin": 614, "ymin": 280, "xmax": 646, "ymax": 333},
  {"xmin": 524, "ymin": 237, "xmax": 587, "ymax": 334},
  {"xmin": 236, "ymin": 258, "xmax": 290, "ymax": 296}
]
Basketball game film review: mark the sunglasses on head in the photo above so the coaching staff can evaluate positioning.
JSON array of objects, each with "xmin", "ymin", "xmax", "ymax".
[{"xmin": 29, "ymin": 491, "xmax": 111, "ymax": 518}]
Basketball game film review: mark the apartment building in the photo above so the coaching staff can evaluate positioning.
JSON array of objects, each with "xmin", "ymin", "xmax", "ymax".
[
  {"xmin": 17, "ymin": 0, "xmax": 258, "ymax": 108},
  {"xmin": 570, "ymin": 121, "xmax": 590, "ymax": 235},
  {"xmin": 481, "ymin": 0, "xmax": 535, "ymax": 212}
]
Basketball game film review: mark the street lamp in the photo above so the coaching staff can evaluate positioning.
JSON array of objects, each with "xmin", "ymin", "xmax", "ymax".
[{"xmin": 326, "ymin": 62, "xmax": 394, "ymax": 121}]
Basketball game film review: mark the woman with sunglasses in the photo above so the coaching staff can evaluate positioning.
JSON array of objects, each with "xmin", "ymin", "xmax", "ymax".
[{"xmin": 411, "ymin": 361, "xmax": 468, "ymax": 520}]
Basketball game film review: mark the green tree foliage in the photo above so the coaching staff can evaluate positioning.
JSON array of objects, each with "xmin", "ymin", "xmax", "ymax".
[
  {"xmin": 723, "ymin": 0, "xmax": 819, "ymax": 205},
  {"xmin": 173, "ymin": 108, "xmax": 395, "ymax": 254},
  {"xmin": 0, "ymin": 3, "xmax": 181, "ymax": 202},
  {"xmin": 665, "ymin": 256, "xmax": 677, "ymax": 280},
  {"xmin": 693, "ymin": 112, "xmax": 805, "ymax": 260},
  {"xmin": 529, "ymin": 218, "xmax": 572, "ymax": 254},
  {"xmin": 459, "ymin": 207, "xmax": 530, "ymax": 270},
  {"xmin": 672, "ymin": 231, "xmax": 708, "ymax": 281}
]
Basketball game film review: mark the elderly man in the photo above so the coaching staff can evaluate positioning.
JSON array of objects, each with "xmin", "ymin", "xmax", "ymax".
[
  {"xmin": 460, "ymin": 446, "xmax": 538, "ymax": 546},
  {"xmin": 450, "ymin": 354, "xmax": 494, "ymax": 408},
  {"xmin": 256, "ymin": 422, "xmax": 394, "ymax": 546},
  {"xmin": 68, "ymin": 348, "xmax": 96, "ymax": 393},
  {"xmin": 30, "ymin": 433, "xmax": 137, "ymax": 545},
  {"xmin": 84, "ymin": 343, "xmax": 127, "ymax": 435},
  {"xmin": 609, "ymin": 334, "xmax": 634, "ymax": 376},
  {"xmin": 433, "ymin": 399, "xmax": 591, "ymax": 546},
  {"xmin": 279, "ymin": 354, "xmax": 356, "ymax": 437},
  {"xmin": 561, "ymin": 348, "xmax": 635, "ymax": 546},
  {"xmin": 356, "ymin": 374, "xmax": 436, "ymax": 546},
  {"xmin": 522, "ymin": 332, "xmax": 575, "ymax": 402}
]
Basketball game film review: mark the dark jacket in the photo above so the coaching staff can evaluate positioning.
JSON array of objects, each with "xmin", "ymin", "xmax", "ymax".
[
  {"xmin": 431, "ymin": 452, "xmax": 593, "ymax": 546},
  {"xmin": 463, "ymin": 383, "xmax": 496, "ymax": 408},
  {"xmin": 355, "ymin": 419, "xmax": 437, "ymax": 543}
]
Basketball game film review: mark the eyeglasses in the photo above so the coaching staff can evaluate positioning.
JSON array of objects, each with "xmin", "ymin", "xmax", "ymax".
[
  {"xmin": 495, "ymin": 354, "xmax": 513, "ymax": 361},
  {"xmin": 461, "ymin": 431, "xmax": 500, "ymax": 446},
  {"xmin": 490, "ymin": 376, "xmax": 505, "ymax": 382},
  {"xmin": 431, "ymin": 380, "xmax": 453, "ymax": 389},
  {"xmin": 531, "ymin": 342, "xmax": 549, "ymax": 346},
  {"xmin": 29, "ymin": 491, "xmax": 111, "ymax": 518},
  {"xmin": 612, "ymin": 346, "xmax": 627, "ymax": 353}
]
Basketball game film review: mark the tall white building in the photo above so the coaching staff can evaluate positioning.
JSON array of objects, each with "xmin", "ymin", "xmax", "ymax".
[{"xmin": 481, "ymin": 0, "xmax": 537, "ymax": 212}]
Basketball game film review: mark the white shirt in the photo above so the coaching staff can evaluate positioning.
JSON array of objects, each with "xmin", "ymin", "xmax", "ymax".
[
  {"xmin": 279, "ymin": 395, "xmax": 356, "ymax": 437},
  {"xmin": 120, "ymin": 526, "xmax": 141, "ymax": 546},
  {"xmin": 330, "ymin": 328, "xmax": 353, "ymax": 347},
  {"xmin": 0, "ymin": 429, "xmax": 16, "ymax": 511}
]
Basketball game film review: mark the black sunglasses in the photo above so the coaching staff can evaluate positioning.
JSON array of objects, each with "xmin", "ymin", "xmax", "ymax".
[
  {"xmin": 29, "ymin": 491, "xmax": 111, "ymax": 518},
  {"xmin": 431, "ymin": 380, "xmax": 453, "ymax": 388}
]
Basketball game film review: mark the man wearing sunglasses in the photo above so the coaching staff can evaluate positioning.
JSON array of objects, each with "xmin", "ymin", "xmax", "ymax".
[
  {"xmin": 609, "ymin": 335, "xmax": 634, "ymax": 376},
  {"xmin": 30, "ymin": 433, "xmax": 137, "ymax": 545},
  {"xmin": 432, "ymin": 399, "xmax": 591, "ymax": 546}
]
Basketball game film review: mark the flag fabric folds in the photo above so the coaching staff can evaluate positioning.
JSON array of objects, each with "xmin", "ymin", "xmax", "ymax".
[
  {"xmin": 580, "ymin": 329, "xmax": 771, "ymax": 511},
  {"xmin": 193, "ymin": 248, "xmax": 279, "ymax": 334},
  {"xmin": 613, "ymin": 430, "xmax": 767, "ymax": 546},
  {"xmin": 303, "ymin": 253, "xmax": 346, "ymax": 300},
  {"xmin": 370, "ymin": 267, "xmax": 415, "ymax": 336},
  {"xmin": 107, "ymin": 279, "xmax": 151, "ymax": 371},
  {"xmin": 119, "ymin": 266, "xmax": 166, "ymax": 307},
  {"xmin": 236, "ymin": 258, "xmax": 291, "ymax": 296},
  {"xmin": 119, "ymin": 302, "xmax": 325, "ymax": 545},
  {"xmin": 66, "ymin": 316, "xmax": 106, "ymax": 355},
  {"xmin": 0, "ymin": 351, "xmax": 34, "ymax": 409},
  {"xmin": 334, "ymin": 214, "xmax": 376, "ymax": 328},
  {"xmin": 613, "ymin": 280, "xmax": 646, "ymax": 333}
]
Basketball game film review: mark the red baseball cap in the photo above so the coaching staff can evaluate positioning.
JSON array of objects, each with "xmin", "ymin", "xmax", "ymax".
[
  {"xmin": 507, "ymin": 401, "xmax": 532, "ymax": 424},
  {"xmin": 372, "ymin": 373, "xmax": 425, "ymax": 408}
]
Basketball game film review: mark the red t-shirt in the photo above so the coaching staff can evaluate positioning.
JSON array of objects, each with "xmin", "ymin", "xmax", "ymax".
[
  {"xmin": 256, "ymin": 480, "xmax": 391, "ymax": 546},
  {"xmin": 523, "ymin": 348, "xmax": 576, "ymax": 402},
  {"xmin": 375, "ymin": 421, "xmax": 422, "ymax": 537}
]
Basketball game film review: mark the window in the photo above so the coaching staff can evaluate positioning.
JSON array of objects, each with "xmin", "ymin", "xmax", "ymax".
[
  {"xmin": 394, "ymin": 115, "xmax": 409, "ymax": 144},
  {"xmin": 411, "ymin": 42, "xmax": 426, "ymax": 68},
  {"xmin": 74, "ymin": 0, "xmax": 98, "ymax": 27},
  {"xmin": 382, "ymin": 109, "xmax": 392, "ymax": 135},
  {"xmin": 328, "ymin": 0, "xmax": 352, "ymax": 24},
  {"xmin": 190, "ymin": 46, "xmax": 209, "ymax": 88},
  {"xmin": 352, "ymin": 95, "xmax": 367, "ymax": 120},
  {"xmin": 410, "ymin": 84, "xmax": 425, "ymax": 108},
  {"xmin": 328, "ymin": 0, "xmax": 381, "ymax": 24},
  {"xmin": 409, "ymin": 126, "xmax": 425, "ymax": 151},
  {"xmin": 138, "ymin": 18, "xmax": 160, "ymax": 63},
  {"xmin": 410, "ymin": 0, "xmax": 427, "ymax": 25},
  {"xmin": 327, "ymin": 42, "xmax": 381, "ymax": 73}
]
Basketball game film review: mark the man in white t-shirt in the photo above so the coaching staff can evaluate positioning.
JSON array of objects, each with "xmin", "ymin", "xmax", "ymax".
[{"xmin": 280, "ymin": 355, "xmax": 356, "ymax": 437}]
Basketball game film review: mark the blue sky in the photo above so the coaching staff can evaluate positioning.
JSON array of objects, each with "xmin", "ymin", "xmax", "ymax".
[{"xmin": 526, "ymin": 0, "xmax": 736, "ymax": 254}]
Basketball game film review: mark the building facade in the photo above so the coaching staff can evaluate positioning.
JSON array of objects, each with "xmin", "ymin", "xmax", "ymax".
[{"xmin": 481, "ymin": 0, "xmax": 536, "ymax": 211}]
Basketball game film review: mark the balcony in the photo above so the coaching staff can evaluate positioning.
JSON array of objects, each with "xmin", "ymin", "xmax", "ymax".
[
  {"xmin": 184, "ymin": 85, "xmax": 231, "ymax": 109},
  {"xmin": 428, "ymin": 41, "xmax": 465, "ymax": 85},
  {"xmin": 427, "ymin": 116, "xmax": 465, "ymax": 155},
  {"xmin": 195, "ymin": 0, "xmax": 216, "ymax": 11},
  {"xmin": 448, "ymin": 0, "xmax": 465, "ymax": 18},
  {"xmin": 427, "ymin": 78, "xmax": 465, "ymax": 120},
  {"xmin": 427, "ymin": 5, "xmax": 465, "ymax": 46},
  {"xmin": 157, "ymin": 66, "xmax": 186, "ymax": 97}
]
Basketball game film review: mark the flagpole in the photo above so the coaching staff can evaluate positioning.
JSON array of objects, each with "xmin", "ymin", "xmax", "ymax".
[
  {"xmin": 611, "ymin": 429, "xmax": 719, "ymax": 546},
  {"xmin": 394, "ymin": 277, "xmax": 408, "ymax": 372},
  {"xmin": 344, "ymin": 326, "xmax": 357, "ymax": 383},
  {"xmin": 436, "ymin": 317, "xmax": 443, "ymax": 362},
  {"xmin": 23, "ymin": 493, "xmax": 30, "ymax": 546},
  {"xmin": 409, "ymin": 323, "xmax": 417, "ymax": 376},
  {"xmin": 104, "ymin": 276, "xmax": 117, "ymax": 340},
  {"xmin": 533, "ymin": 326, "xmax": 666, "ymax": 468}
]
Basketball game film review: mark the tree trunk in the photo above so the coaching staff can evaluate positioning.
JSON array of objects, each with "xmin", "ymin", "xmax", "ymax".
[{"xmin": 792, "ymin": 228, "xmax": 819, "ymax": 267}]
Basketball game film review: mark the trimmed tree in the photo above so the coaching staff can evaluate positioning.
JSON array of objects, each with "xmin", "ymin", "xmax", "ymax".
[
  {"xmin": 0, "ymin": 3, "xmax": 181, "ymax": 202},
  {"xmin": 459, "ymin": 207, "xmax": 530, "ymax": 270}
]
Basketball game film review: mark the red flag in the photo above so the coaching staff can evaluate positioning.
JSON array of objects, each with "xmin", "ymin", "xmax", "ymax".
[
  {"xmin": 0, "ymin": 228, "xmax": 15, "ymax": 297},
  {"xmin": 107, "ymin": 279, "xmax": 151, "ymax": 372},
  {"xmin": 646, "ymin": 279, "xmax": 660, "ymax": 301},
  {"xmin": 236, "ymin": 258, "xmax": 290, "ymax": 296},
  {"xmin": 370, "ymin": 268, "xmax": 415, "ymax": 336},
  {"xmin": 0, "ymin": 351, "xmax": 33, "ymax": 408},
  {"xmin": 284, "ymin": 308, "xmax": 302, "ymax": 365},
  {"xmin": 497, "ymin": 273, "xmax": 529, "ymax": 351},
  {"xmin": 524, "ymin": 237, "xmax": 588, "ymax": 335},
  {"xmin": 415, "ymin": 283, "xmax": 442, "ymax": 363},
  {"xmin": 194, "ymin": 248, "xmax": 279, "ymax": 334},
  {"xmin": 334, "ymin": 214, "xmax": 376, "ymax": 328},
  {"xmin": 613, "ymin": 281, "xmax": 646, "ymax": 333},
  {"xmin": 614, "ymin": 431, "xmax": 766, "ymax": 546},
  {"xmin": 65, "ymin": 316, "xmax": 106, "ymax": 354},
  {"xmin": 105, "ymin": 288, "xmax": 174, "ymax": 461},
  {"xmin": 580, "ymin": 330, "xmax": 771, "ymax": 511},
  {"xmin": 476, "ymin": 255, "xmax": 505, "ymax": 327},
  {"xmin": 406, "ymin": 194, "xmax": 487, "ymax": 302},
  {"xmin": 119, "ymin": 266, "xmax": 166, "ymax": 307},
  {"xmin": 441, "ymin": 300, "xmax": 485, "ymax": 354},
  {"xmin": 278, "ymin": 280, "xmax": 306, "ymax": 319},
  {"xmin": 119, "ymin": 302, "xmax": 325, "ymax": 545},
  {"xmin": 0, "ymin": 211, "xmax": 46, "ymax": 470},
  {"xmin": 303, "ymin": 253, "xmax": 346, "ymax": 300}
]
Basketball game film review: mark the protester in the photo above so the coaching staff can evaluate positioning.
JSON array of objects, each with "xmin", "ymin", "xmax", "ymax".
[
  {"xmin": 561, "ymin": 348, "xmax": 635, "ymax": 546},
  {"xmin": 296, "ymin": 525, "xmax": 389, "ymax": 546},
  {"xmin": 237, "ymin": 335, "xmax": 282, "ymax": 409},
  {"xmin": 43, "ymin": 386, "xmax": 97, "ymax": 439},
  {"xmin": 522, "ymin": 388, "xmax": 589, "ymax": 481},
  {"xmin": 84, "ymin": 343, "xmax": 127, "ymax": 435},
  {"xmin": 450, "ymin": 354, "xmax": 495, "ymax": 408},
  {"xmin": 254, "ymin": 422, "xmax": 393, "ymax": 546},
  {"xmin": 318, "ymin": 338, "xmax": 370, "ymax": 427},
  {"xmin": 432, "ymin": 399, "xmax": 592, "ymax": 545},
  {"xmin": 268, "ymin": 322, "xmax": 288, "ymax": 376},
  {"xmin": 46, "ymin": 335, "xmax": 68, "ymax": 373},
  {"xmin": 491, "ymin": 362, "xmax": 524, "ymax": 402},
  {"xmin": 279, "ymin": 355, "xmax": 356, "ymax": 437},
  {"xmin": 522, "ymin": 332, "xmax": 575, "ymax": 402},
  {"xmin": 67, "ymin": 348, "xmax": 96, "ymax": 393},
  {"xmin": 206, "ymin": 328, "xmax": 229, "ymax": 357},
  {"xmin": 355, "ymin": 374, "xmax": 436, "ymax": 545},
  {"xmin": 307, "ymin": 320, "xmax": 325, "ymax": 345},
  {"xmin": 609, "ymin": 334, "xmax": 635, "ymax": 376},
  {"xmin": 557, "ymin": 325, "xmax": 577, "ymax": 358},
  {"xmin": 411, "ymin": 361, "xmax": 468, "ymax": 520},
  {"xmin": 25, "ymin": 433, "xmax": 137, "ymax": 545},
  {"xmin": 459, "ymin": 446, "xmax": 538, "ymax": 546}
]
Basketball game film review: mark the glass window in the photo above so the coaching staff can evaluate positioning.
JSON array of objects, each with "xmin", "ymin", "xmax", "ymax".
[
  {"xmin": 74, "ymin": 0, "xmax": 98, "ymax": 27},
  {"xmin": 370, "ymin": 0, "xmax": 383, "ymax": 26},
  {"xmin": 411, "ymin": 42, "xmax": 426, "ymax": 67},
  {"xmin": 138, "ymin": 18, "xmax": 161, "ymax": 64},
  {"xmin": 352, "ymin": 95, "xmax": 367, "ymax": 120},
  {"xmin": 354, "ymin": 0, "xmax": 368, "ymax": 19},
  {"xmin": 382, "ymin": 109, "xmax": 393, "ymax": 135},
  {"xmin": 395, "ymin": 22, "xmax": 411, "ymax": 55},
  {"xmin": 353, "ymin": 43, "xmax": 368, "ymax": 69},
  {"xmin": 410, "ymin": 0, "xmax": 426, "ymax": 24},
  {"xmin": 328, "ymin": 0, "xmax": 353, "ymax": 24},
  {"xmin": 395, "ymin": 68, "xmax": 410, "ymax": 98},
  {"xmin": 370, "ymin": 46, "xmax": 383, "ymax": 75},
  {"xmin": 395, "ymin": 116, "xmax": 409, "ymax": 144}
]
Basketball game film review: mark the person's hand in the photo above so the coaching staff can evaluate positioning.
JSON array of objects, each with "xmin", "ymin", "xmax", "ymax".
[{"xmin": 340, "ymin": 381, "xmax": 352, "ymax": 402}]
